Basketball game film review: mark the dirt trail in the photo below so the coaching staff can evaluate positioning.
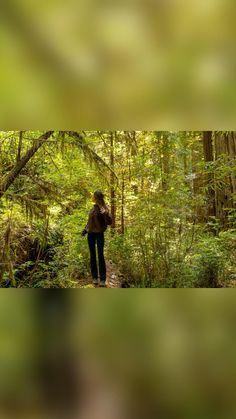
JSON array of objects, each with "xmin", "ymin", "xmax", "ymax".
[
  {"xmin": 105, "ymin": 261, "xmax": 124, "ymax": 288},
  {"xmin": 79, "ymin": 260, "xmax": 125, "ymax": 288}
]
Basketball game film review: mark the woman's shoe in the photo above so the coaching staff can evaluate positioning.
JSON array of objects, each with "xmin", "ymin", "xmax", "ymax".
[
  {"xmin": 93, "ymin": 279, "xmax": 99, "ymax": 285},
  {"xmin": 100, "ymin": 280, "xmax": 106, "ymax": 287}
]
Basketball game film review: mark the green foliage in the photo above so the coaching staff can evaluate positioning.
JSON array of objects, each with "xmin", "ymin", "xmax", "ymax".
[
  {"xmin": 107, "ymin": 229, "xmax": 235, "ymax": 288},
  {"xmin": 0, "ymin": 131, "xmax": 235, "ymax": 288},
  {"xmin": 106, "ymin": 233, "xmax": 135, "ymax": 282},
  {"xmin": 191, "ymin": 236, "xmax": 224, "ymax": 287}
]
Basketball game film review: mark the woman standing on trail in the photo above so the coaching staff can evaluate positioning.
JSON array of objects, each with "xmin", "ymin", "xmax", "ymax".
[{"xmin": 81, "ymin": 191, "xmax": 112, "ymax": 287}]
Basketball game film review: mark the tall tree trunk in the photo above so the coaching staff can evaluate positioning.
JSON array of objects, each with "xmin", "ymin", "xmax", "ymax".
[
  {"xmin": 0, "ymin": 131, "xmax": 53, "ymax": 200},
  {"xmin": 141, "ymin": 147, "xmax": 145, "ymax": 193},
  {"xmin": 17, "ymin": 131, "xmax": 24, "ymax": 162},
  {"xmin": 215, "ymin": 132, "xmax": 236, "ymax": 226},
  {"xmin": 110, "ymin": 132, "xmax": 116, "ymax": 231},
  {"xmin": 228, "ymin": 132, "xmax": 236, "ymax": 199},
  {"xmin": 203, "ymin": 131, "xmax": 216, "ymax": 219},
  {"xmin": 121, "ymin": 172, "xmax": 125, "ymax": 234},
  {"xmin": 0, "ymin": 221, "xmax": 16, "ymax": 286},
  {"xmin": 191, "ymin": 135, "xmax": 204, "ymax": 221},
  {"xmin": 161, "ymin": 132, "xmax": 170, "ymax": 192}
]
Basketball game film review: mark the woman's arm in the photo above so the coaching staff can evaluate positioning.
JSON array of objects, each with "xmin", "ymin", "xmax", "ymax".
[
  {"xmin": 105, "ymin": 213, "xmax": 112, "ymax": 225},
  {"xmin": 81, "ymin": 223, "xmax": 88, "ymax": 236},
  {"xmin": 100, "ymin": 207, "xmax": 112, "ymax": 225},
  {"xmin": 81, "ymin": 210, "xmax": 91, "ymax": 236}
]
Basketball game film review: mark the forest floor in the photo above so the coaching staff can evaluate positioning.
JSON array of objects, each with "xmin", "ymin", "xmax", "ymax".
[{"xmin": 78, "ymin": 261, "xmax": 124, "ymax": 288}]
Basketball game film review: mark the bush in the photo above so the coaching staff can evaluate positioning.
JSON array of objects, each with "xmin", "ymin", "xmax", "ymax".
[
  {"xmin": 106, "ymin": 226, "xmax": 235, "ymax": 288},
  {"xmin": 190, "ymin": 236, "xmax": 226, "ymax": 287}
]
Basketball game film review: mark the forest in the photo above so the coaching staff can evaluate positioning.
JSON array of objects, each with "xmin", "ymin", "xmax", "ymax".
[{"xmin": 0, "ymin": 131, "xmax": 235, "ymax": 288}]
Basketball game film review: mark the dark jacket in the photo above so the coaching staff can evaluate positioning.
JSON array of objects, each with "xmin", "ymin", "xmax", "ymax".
[{"xmin": 82, "ymin": 204, "xmax": 112, "ymax": 235}]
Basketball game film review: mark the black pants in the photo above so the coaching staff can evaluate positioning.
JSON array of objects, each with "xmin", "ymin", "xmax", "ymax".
[{"xmin": 87, "ymin": 233, "xmax": 106, "ymax": 281}]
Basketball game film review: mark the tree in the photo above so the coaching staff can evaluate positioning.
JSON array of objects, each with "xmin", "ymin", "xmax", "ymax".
[
  {"xmin": 203, "ymin": 131, "xmax": 216, "ymax": 219},
  {"xmin": 110, "ymin": 131, "xmax": 116, "ymax": 231},
  {"xmin": 0, "ymin": 131, "xmax": 54, "ymax": 200},
  {"xmin": 0, "ymin": 130, "xmax": 235, "ymax": 289},
  {"xmin": 214, "ymin": 132, "xmax": 236, "ymax": 225}
]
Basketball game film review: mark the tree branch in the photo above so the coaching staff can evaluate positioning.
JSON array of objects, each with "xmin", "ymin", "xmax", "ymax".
[{"xmin": 0, "ymin": 131, "xmax": 54, "ymax": 199}]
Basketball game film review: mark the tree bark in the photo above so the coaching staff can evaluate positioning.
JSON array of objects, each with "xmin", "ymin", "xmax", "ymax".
[
  {"xmin": 161, "ymin": 132, "xmax": 170, "ymax": 192},
  {"xmin": 203, "ymin": 131, "xmax": 216, "ymax": 219},
  {"xmin": 228, "ymin": 132, "xmax": 236, "ymax": 198},
  {"xmin": 110, "ymin": 132, "xmax": 116, "ymax": 230},
  {"xmin": 191, "ymin": 136, "xmax": 204, "ymax": 221},
  {"xmin": 17, "ymin": 131, "xmax": 24, "ymax": 162},
  {"xmin": 0, "ymin": 131, "xmax": 53, "ymax": 200},
  {"xmin": 203, "ymin": 131, "xmax": 214, "ymax": 162},
  {"xmin": 215, "ymin": 132, "xmax": 236, "ymax": 225},
  {"xmin": 121, "ymin": 172, "xmax": 125, "ymax": 234}
]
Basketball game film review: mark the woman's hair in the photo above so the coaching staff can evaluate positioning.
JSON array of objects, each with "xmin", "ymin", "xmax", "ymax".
[{"xmin": 93, "ymin": 190, "xmax": 106, "ymax": 208}]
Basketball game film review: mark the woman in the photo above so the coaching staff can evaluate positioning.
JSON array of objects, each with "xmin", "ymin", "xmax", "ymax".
[{"xmin": 81, "ymin": 191, "xmax": 112, "ymax": 287}]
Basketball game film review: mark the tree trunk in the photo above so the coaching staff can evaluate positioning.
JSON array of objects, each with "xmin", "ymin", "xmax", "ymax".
[
  {"xmin": 0, "ymin": 221, "xmax": 16, "ymax": 286},
  {"xmin": 121, "ymin": 172, "xmax": 125, "ymax": 234},
  {"xmin": 203, "ymin": 131, "xmax": 214, "ymax": 162},
  {"xmin": 141, "ymin": 147, "xmax": 145, "ymax": 192},
  {"xmin": 110, "ymin": 132, "xmax": 116, "ymax": 230},
  {"xmin": 161, "ymin": 132, "xmax": 170, "ymax": 192},
  {"xmin": 203, "ymin": 131, "xmax": 216, "ymax": 219},
  {"xmin": 215, "ymin": 132, "xmax": 236, "ymax": 226},
  {"xmin": 191, "ymin": 136, "xmax": 204, "ymax": 221},
  {"xmin": 228, "ymin": 132, "xmax": 236, "ymax": 198},
  {"xmin": 0, "ymin": 131, "xmax": 53, "ymax": 200},
  {"xmin": 17, "ymin": 131, "xmax": 24, "ymax": 162}
]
